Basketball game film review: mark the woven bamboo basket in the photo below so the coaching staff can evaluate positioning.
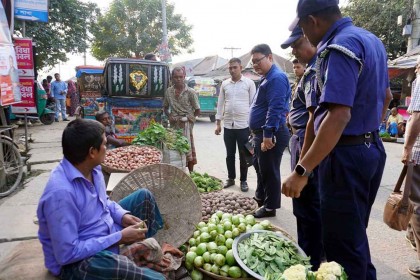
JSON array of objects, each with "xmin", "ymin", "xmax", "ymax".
[
  {"xmin": 101, "ymin": 145, "xmax": 163, "ymax": 173},
  {"xmin": 110, "ymin": 163, "xmax": 202, "ymax": 248}
]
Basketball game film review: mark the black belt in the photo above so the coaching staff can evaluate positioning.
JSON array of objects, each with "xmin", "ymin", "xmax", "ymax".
[
  {"xmin": 250, "ymin": 129, "xmax": 263, "ymax": 135},
  {"xmin": 337, "ymin": 132, "xmax": 377, "ymax": 146}
]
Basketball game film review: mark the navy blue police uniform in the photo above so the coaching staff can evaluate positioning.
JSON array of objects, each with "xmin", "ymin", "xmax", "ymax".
[
  {"xmin": 289, "ymin": 57, "xmax": 323, "ymax": 270},
  {"xmin": 313, "ymin": 17, "xmax": 388, "ymax": 279},
  {"xmin": 249, "ymin": 64, "xmax": 291, "ymax": 211}
]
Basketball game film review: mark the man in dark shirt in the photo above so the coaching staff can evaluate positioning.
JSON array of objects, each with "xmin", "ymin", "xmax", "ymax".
[{"xmin": 248, "ymin": 44, "xmax": 291, "ymax": 218}]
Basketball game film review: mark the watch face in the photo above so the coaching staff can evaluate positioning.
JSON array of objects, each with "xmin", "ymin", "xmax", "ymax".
[{"xmin": 295, "ymin": 164, "xmax": 306, "ymax": 176}]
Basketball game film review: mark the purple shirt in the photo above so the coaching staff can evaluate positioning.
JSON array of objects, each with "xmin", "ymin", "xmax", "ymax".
[{"xmin": 37, "ymin": 158, "xmax": 128, "ymax": 276}]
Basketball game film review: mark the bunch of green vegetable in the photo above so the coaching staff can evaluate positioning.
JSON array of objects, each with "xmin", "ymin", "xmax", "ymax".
[
  {"xmin": 190, "ymin": 172, "xmax": 223, "ymax": 193},
  {"xmin": 238, "ymin": 232, "xmax": 311, "ymax": 279},
  {"xmin": 379, "ymin": 131, "xmax": 391, "ymax": 138},
  {"xmin": 185, "ymin": 211, "xmax": 273, "ymax": 279},
  {"xmin": 132, "ymin": 122, "xmax": 190, "ymax": 154}
]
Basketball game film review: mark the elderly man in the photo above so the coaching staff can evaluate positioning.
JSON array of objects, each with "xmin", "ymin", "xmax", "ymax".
[
  {"xmin": 215, "ymin": 58, "xmax": 256, "ymax": 192},
  {"xmin": 402, "ymin": 57, "xmax": 420, "ymax": 278},
  {"xmin": 163, "ymin": 67, "xmax": 200, "ymax": 172},
  {"xmin": 282, "ymin": 0, "xmax": 392, "ymax": 278},
  {"xmin": 37, "ymin": 119, "xmax": 164, "ymax": 279},
  {"xmin": 249, "ymin": 44, "xmax": 291, "ymax": 218},
  {"xmin": 281, "ymin": 26, "xmax": 323, "ymax": 270},
  {"xmin": 95, "ymin": 111, "xmax": 129, "ymax": 148}
]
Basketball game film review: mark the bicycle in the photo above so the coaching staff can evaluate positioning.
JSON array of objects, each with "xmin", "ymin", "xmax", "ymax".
[{"xmin": 0, "ymin": 126, "xmax": 24, "ymax": 197}]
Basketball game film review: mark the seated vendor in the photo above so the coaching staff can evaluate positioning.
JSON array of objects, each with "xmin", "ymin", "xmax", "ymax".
[
  {"xmin": 387, "ymin": 107, "xmax": 405, "ymax": 137},
  {"xmin": 95, "ymin": 110, "xmax": 130, "ymax": 148},
  {"xmin": 37, "ymin": 119, "xmax": 165, "ymax": 279}
]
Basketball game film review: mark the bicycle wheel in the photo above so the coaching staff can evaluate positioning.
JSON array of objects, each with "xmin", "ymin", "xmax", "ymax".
[{"xmin": 0, "ymin": 136, "xmax": 23, "ymax": 197}]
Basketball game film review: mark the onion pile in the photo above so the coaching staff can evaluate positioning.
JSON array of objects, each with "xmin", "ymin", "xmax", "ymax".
[
  {"xmin": 201, "ymin": 191, "xmax": 258, "ymax": 221},
  {"xmin": 103, "ymin": 145, "xmax": 162, "ymax": 171}
]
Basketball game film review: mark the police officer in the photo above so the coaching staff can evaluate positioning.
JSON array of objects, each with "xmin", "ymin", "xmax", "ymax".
[
  {"xmin": 281, "ymin": 26, "xmax": 323, "ymax": 270},
  {"xmin": 282, "ymin": 0, "xmax": 392, "ymax": 279}
]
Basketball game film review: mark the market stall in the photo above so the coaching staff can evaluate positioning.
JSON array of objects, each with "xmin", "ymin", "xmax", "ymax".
[{"xmin": 75, "ymin": 65, "xmax": 105, "ymax": 119}]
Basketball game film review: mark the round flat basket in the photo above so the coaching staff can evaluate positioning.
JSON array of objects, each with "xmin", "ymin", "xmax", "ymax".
[
  {"xmin": 101, "ymin": 145, "xmax": 162, "ymax": 173},
  {"xmin": 232, "ymin": 230, "xmax": 307, "ymax": 280},
  {"xmin": 110, "ymin": 164, "xmax": 202, "ymax": 248},
  {"xmin": 197, "ymin": 267, "xmax": 254, "ymax": 280}
]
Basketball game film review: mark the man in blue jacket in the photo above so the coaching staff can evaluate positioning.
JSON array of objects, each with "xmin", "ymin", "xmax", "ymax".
[{"xmin": 249, "ymin": 44, "xmax": 291, "ymax": 218}]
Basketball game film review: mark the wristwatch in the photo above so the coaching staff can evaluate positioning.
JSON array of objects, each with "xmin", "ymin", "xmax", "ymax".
[{"xmin": 295, "ymin": 163, "xmax": 312, "ymax": 177}]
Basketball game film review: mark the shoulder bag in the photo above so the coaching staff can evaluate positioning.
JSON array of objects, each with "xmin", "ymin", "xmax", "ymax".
[{"xmin": 383, "ymin": 164, "xmax": 415, "ymax": 231}]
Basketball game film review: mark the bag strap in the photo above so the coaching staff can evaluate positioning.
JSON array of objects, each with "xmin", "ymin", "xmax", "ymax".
[
  {"xmin": 401, "ymin": 164, "xmax": 414, "ymax": 208},
  {"xmin": 393, "ymin": 165, "xmax": 408, "ymax": 192}
]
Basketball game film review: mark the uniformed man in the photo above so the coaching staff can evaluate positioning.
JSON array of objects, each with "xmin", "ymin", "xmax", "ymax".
[
  {"xmin": 281, "ymin": 26, "xmax": 323, "ymax": 270},
  {"xmin": 282, "ymin": 0, "xmax": 392, "ymax": 279}
]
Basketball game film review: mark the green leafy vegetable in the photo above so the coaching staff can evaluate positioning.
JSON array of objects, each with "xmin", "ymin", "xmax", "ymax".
[{"xmin": 190, "ymin": 172, "xmax": 223, "ymax": 193}]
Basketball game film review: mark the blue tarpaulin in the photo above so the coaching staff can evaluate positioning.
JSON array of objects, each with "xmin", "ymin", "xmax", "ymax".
[{"xmin": 76, "ymin": 68, "xmax": 104, "ymax": 78}]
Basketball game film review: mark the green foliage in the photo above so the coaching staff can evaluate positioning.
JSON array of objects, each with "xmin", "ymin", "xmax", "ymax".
[
  {"xmin": 190, "ymin": 172, "xmax": 223, "ymax": 193},
  {"xmin": 90, "ymin": 0, "xmax": 194, "ymax": 60},
  {"xmin": 342, "ymin": 0, "xmax": 408, "ymax": 60},
  {"xmin": 14, "ymin": 0, "xmax": 100, "ymax": 69}
]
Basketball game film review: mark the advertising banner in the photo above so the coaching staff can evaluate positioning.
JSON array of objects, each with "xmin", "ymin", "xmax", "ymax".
[
  {"xmin": 14, "ymin": 0, "xmax": 48, "ymax": 23},
  {"xmin": 11, "ymin": 77, "xmax": 36, "ymax": 113},
  {"xmin": 0, "ymin": 43, "xmax": 21, "ymax": 106},
  {"xmin": 14, "ymin": 38, "xmax": 34, "ymax": 77}
]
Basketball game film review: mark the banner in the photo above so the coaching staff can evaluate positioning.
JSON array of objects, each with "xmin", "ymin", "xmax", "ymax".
[
  {"xmin": 0, "ymin": 43, "xmax": 21, "ymax": 106},
  {"xmin": 11, "ymin": 77, "xmax": 35, "ymax": 113},
  {"xmin": 14, "ymin": 0, "xmax": 48, "ymax": 23},
  {"xmin": 14, "ymin": 38, "xmax": 34, "ymax": 76}
]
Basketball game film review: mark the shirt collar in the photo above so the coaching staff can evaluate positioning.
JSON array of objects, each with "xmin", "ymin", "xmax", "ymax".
[
  {"xmin": 317, "ymin": 17, "xmax": 353, "ymax": 49},
  {"xmin": 229, "ymin": 75, "xmax": 244, "ymax": 83},
  {"xmin": 263, "ymin": 64, "xmax": 277, "ymax": 80},
  {"xmin": 62, "ymin": 157, "xmax": 101, "ymax": 183}
]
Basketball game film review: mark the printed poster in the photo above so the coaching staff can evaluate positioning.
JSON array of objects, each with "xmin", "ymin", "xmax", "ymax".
[
  {"xmin": 0, "ymin": 43, "xmax": 21, "ymax": 106},
  {"xmin": 11, "ymin": 77, "xmax": 36, "ymax": 113},
  {"xmin": 14, "ymin": 38, "xmax": 34, "ymax": 76}
]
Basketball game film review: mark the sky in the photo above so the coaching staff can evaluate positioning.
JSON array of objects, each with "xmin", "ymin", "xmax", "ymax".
[{"xmin": 45, "ymin": 0, "xmax": 302, "ymax": 80}]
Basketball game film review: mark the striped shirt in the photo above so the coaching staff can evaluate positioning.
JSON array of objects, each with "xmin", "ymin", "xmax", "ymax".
[{"xmin": 409, "ymin": 78, "xmax": 420, "ymax": 164}]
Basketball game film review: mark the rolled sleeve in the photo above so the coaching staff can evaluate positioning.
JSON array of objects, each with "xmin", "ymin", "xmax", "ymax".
[{"xmin": 215, "ymin": 85, "xmax": 225, "ymax": 120}]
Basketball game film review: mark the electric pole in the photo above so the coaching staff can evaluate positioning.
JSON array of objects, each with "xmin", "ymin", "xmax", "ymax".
[
  {"xmin": 408, "ymin": 0, "xmax": 420, "ymax": 52},
  {"xmin": 224, "ymin": 47, "xmax": 241, "ymax": 58}
]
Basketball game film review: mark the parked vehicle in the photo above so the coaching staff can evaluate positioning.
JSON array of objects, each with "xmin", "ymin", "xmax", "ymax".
[{"xmin": 187, "ymin": 77, "xmax": 218, "ymax": 122}]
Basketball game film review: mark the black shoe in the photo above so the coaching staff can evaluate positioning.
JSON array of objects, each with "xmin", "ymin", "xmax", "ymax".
[
  {"xmin": 253, "ymin": 206, "xmax": 276, "ymax": 218},
  {"xmin": 253, "ymin": 197, "xmax": 263, "ymax": 207},
  {"xmin": 223, "ymin": 179, "xmax": 235, "ymax": 188},
  {"xmin": 55, "ymin": 119, "xmax": 59, "ymax": 122},
  {"xmin": 240, "ymin": 181, "xmax": 249, "ymax": 192},
  {"xmin": 406, "ymin": 234, "xmax": 417, "ymax": 251},
  {"xmin": 63, "ymin": 119, "xmax": 70, "ymax": 121},
  {"xmin": 408, "ymin": 264, "xmax": 420, "ymax": 278}
]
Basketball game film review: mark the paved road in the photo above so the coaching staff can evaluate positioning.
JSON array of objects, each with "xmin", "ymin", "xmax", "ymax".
[{"xmin": 0, "ymin": 117, "xmax": 417, "ymax": 279}]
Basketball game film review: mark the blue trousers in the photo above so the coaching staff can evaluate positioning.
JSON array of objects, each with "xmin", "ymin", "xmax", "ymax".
[
  {"xmin": 290, "ymin": 133, "xmax": 323, "ymax": 270},
  {"xmin": 224, "ymin": 127, "xmax": 250, "ymax": 182},
  {"xmin": 319, "ymin": 139, "xmax": 386, "ymax": 280},
  {"xmin": 252, "ymin": 123, "xmax": 289, "ymax": 209},
  {"xmin": 55, "ymin": 98, "xmax": 67, "ymax": 120}
]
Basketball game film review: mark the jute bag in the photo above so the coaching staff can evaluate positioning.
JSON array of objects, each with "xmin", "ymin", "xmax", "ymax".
[{"xmin": 383, "ymin": 164, "xmax": 414, "ymax": 231}]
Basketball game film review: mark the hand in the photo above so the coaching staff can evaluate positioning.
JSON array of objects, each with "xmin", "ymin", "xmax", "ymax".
[
  {"xmin": 215, "ymin": 124, "xmax": 221, "ymax": 135},
  {"xmin": 121, "ymin": 213, "xmax": 142, "ymax": 228},
  {"xmin": 402, "ymin": 147, "xmax": 412, "ymax": 165},
  {"xmin": 261, "ymin": 137, "xmax": 274, "ymax": 152},
  {"xmin": 119, "ymin": 222, "xmax": 148, "ymax": 245},
  {"xmin": 281, "ymin": 172, "xmax": 308, "ymax": 198}
]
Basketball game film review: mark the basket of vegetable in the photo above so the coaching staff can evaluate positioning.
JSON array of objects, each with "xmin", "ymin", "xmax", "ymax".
[
  {"xmin": 232, "ymin": 230, "xmax": 310, "ymax": 280},
  {"xmin": 101, "ymin": 145, "xmax": 162, "ymax": 173},
  {"xmin": 200, "ymin": 191, "xmax": 258, "ymax": 221},
  {"xmin": 191, "ymin": 172, "xmax": 223, "ymax": 193},
  {"xmin": 185, "ymin": 211, "xmax": 279, "ymax": 280},
  {"xmin": 110, "ymin": 164, "xmax": 202, "ymax": 248},
  {"xmin": 379, "ymin": 131, "xmax": 397, "ymax": 142}
]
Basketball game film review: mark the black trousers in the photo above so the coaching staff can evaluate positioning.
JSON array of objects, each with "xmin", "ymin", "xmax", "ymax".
[
  {"xmin": 252, "ymin": 123, "xmax": 289, "ymax": 209},
  {"xmin": 223, "ymin": 127, "xmax": 250, "ymax": 182}
]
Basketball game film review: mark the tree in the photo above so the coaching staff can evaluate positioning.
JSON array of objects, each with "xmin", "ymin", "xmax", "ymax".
[
  {"xmin": 90, "ymin": 0, "xmax": 193, "ymax": 60},
  {"xmin": 14, "ymin": 0, "xmax": 100, "ymax": 69},
  {"xmin": 342, "ymin": 0, "xmax": 408, "ymax": 60}
]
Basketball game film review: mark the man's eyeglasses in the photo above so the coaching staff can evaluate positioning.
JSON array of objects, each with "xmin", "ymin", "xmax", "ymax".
[{"xmin": 252, "ymin": 56, "xmax": 266, "ymax": 66}]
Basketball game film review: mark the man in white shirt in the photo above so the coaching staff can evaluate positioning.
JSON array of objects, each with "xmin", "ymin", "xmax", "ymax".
[{"xmin": 215, "ymin": 58, "xmax": 256, "ymax": 192}]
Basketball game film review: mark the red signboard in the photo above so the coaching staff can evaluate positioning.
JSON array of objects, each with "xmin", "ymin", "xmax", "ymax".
[
  {"xmin": 0, "ymin": 43, "xmax": 21, "ymax": 106},
  {"xmin": 14, "ymin": 38, "xmax": 34, "ymax": 76},
  {"xmin": 11, "ymin": 77, "xmax": 36, "ymax": 113}
]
